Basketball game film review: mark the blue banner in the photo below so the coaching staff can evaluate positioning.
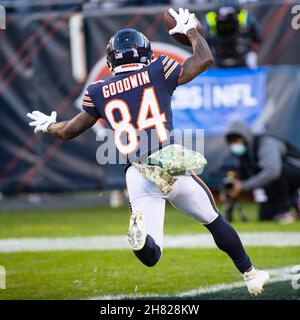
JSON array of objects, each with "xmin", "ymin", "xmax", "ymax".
[{"xmin": 172, "ymin": 67, "xmax": 267, "ymax": 135}]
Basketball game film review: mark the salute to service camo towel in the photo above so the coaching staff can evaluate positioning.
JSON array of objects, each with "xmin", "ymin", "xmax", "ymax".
[{"xmin": 133, "ymin": 144, "xmax": 207, "ymax": 194}]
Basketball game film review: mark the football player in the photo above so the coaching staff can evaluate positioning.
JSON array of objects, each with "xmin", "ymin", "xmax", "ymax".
[{"xmin": 27, "ymin": 8, "xmax": 269, "ymax": 295}]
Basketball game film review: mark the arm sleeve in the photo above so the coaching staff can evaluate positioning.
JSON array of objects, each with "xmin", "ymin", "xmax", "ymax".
[
  {"xmin": 160, "ymin": 55, "xmax": 183, "ymax": 94},
  {"xmin": 242, "ymin": 137, "xmax": 287, "ymax": 191},
  {"xmin": 82, "ymin": 89, "xmax": 101, "ymax": 119}
]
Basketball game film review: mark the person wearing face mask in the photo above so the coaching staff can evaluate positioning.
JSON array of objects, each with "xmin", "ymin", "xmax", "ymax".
[{"xmin": 224, "ymin": 120, "xmax": 300, "ymax": 222}]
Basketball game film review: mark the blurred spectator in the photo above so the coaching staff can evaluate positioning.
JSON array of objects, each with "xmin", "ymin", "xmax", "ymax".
[
  {"xmin": 126, "ymin": 0, "xmax": 170, "ymax": 6},
  {"xmin": 224, "ymin": 121, "xmax": 300, "ymax": 223},
  {"xmin": 202, "ymin": 0, "xmax": 261, "ymax": 68},
  {"xmin": 170, "ymin": 0, "xmax": 208, "ymax": 5},
  {"xmin": 89, "ymin": 0, "xmax": 126, "ymax": 9},
  {"xmin": 0, "ymin": 0, "xmax": 83, "ymax": 13}
]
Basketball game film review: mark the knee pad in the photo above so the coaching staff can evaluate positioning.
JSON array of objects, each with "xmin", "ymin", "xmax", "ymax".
[{"xmin": 134, "ymin": 235, "xmax": 161, "ymax": 267}]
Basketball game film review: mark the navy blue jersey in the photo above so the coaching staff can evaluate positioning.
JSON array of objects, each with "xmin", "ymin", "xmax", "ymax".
[{"xmin": 82, "ymin": 55, "xmax": 182, "ymax": 161}]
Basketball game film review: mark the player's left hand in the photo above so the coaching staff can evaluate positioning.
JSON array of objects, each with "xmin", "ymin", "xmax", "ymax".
[
  {"xmin": 27, "ymin": 110, "xmax": 57, "ymax": 134},
  {"xmin": 228, "ymin": 179, "xmax": 244, "ymax": 199},
  {"xmin": 168, "ymin": 8, "xmax": 198, "ymax": 35}
]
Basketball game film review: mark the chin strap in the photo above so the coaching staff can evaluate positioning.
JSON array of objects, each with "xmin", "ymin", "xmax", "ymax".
[{"xmin": 113, "ymin": 63, "xmax": 146, "ymax": 74}]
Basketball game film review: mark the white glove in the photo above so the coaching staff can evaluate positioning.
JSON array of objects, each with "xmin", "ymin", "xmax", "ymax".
[
  {"xmin": 27, "ymin": 110, "xmax": 57, "ymax": 133},
  {"xmin": 246, "ymin": 51, "xmax": 258, "ymax": 69},
  {"xmin": 168, "ymin": 8, "xmax": 198, "ymax": 35}
]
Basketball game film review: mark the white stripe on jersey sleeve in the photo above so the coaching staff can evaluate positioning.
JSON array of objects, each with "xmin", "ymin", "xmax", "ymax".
[{"xmin": 165, "ymin": 61, "xmax": 179, "ymax": 79}]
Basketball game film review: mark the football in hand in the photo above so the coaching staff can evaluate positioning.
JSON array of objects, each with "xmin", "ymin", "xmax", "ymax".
[{"xmin": 163, "ymin": 11, "xmax": 205, "ymax": 47}]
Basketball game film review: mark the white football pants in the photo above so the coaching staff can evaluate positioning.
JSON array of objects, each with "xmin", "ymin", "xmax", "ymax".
[{"xmin": 126, "ymin": 166, "xmax": 219, "ymax": 250}]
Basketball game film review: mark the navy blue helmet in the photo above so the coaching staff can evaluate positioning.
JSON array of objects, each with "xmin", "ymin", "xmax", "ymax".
[{"xmin": 106, "ymin": 29, "xmax": 153, "ymax": 73}]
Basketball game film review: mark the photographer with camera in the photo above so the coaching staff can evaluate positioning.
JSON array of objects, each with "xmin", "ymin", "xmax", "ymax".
[
  {"xmin": 220, "ymin": 170, "xmax": 248, "ymax": 222},
  {"xmin": 224, "ymin": 120, "xmax": 300, "ymax": 223},
  {"xmin": 203, "ymin": 0, "xmax": 261, "ymax": 68}
]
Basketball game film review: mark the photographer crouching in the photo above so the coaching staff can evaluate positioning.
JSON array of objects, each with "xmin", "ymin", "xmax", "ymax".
[{"xmin": 224, "ymin": 121, "xmax": 300, "ymax": 223}]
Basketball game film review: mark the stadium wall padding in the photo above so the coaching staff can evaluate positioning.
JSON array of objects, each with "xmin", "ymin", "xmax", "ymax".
[{"xmin": 0, "ymin": 3, "xmax": 299, "ymax": 194}]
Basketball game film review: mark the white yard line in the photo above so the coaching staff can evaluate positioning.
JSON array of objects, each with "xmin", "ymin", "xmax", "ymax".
[
  {"xmin": 89, "ymin": 265, "xmax": 300, "ymax": 300},
  {"xmin": 0, "ymin": 232, "xmax": 299, "ymax": 253}
]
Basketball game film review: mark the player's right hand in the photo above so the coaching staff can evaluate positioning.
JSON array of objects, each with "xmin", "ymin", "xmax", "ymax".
[
  {"xmin": 27, "ymin": 110, "xmax": 57, "ymax": 134},
  {"xmin": 168, "ymin": 8, "xmax": 198, "ymax": 35}
]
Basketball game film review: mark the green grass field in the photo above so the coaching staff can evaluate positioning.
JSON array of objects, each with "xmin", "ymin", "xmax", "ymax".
[{"xmin": 0, "ymin": 202, "xmax": 299, "ymax": 300}]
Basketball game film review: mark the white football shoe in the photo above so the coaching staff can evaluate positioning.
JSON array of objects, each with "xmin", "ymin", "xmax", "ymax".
[
  {"xmin": 243, "ymin": 268, "xmax": 270, "ymax": 296},
  {"xmin": 127, "ymin": 211, "xmax": 146, "ymax": 251}
]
